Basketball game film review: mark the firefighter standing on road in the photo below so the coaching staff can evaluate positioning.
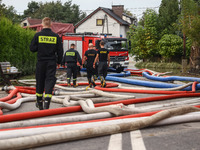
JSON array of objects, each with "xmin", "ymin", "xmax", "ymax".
[
  {"xmin": 62, "ymin": 43, "xmax": 82, "ymax": 87},
  {"xmin": 82, "ymin": 43, "xmax": 97, "ymax": 89},
  {"xmin": 30, "ymin": 17, "xmax": 63, "ymax": 110},
  {"xmin": 93, "ymin": 41, "xmax": 110, "ymax": 87}
]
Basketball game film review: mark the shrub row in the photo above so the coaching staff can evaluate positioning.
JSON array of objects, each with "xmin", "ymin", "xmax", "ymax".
[
  {"xmin": 0, "ymin": 17, "xmax": 36, "ymax": 75},
  {"xmin": 135, "ymin": 62, "xmax": 183, "ymax": 69}
]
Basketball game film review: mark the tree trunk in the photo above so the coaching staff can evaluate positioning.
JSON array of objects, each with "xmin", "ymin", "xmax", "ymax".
[{"xmin": 189, "ymin": 45, "xmax": 200, "ymax": 73}]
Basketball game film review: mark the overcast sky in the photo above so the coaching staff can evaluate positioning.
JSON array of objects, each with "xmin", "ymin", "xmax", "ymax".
[{"xmin": 2, "ymin": 0, "xmax": 162, "ymax": 18}]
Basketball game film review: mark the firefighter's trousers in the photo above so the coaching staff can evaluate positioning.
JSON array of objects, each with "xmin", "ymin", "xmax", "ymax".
[
  {"xmin": 98, "ymin": 61, "xmax": 108, "ymax": 78},
  {"xmin": 67, "ymin": 62, "xmax": 78, "ymax": 83},
  {"xmin": 36, "ymin": 60, "xmax": 57, "ymax": 95},
  {"xmin": 86, "ymin": 66, "xmax": 97, "ymax": 86}
]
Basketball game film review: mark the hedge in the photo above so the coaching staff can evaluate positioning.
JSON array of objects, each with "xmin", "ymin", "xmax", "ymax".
[{"xmin": 0, "ymin": 17, "xmax": 36, "ymax": 75}]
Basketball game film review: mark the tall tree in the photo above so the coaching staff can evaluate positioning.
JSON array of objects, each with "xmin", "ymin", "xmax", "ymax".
[
  {"xmin": 158, "ymin": 0, "xmax": 180, "ymax": 36},
  {"xmin": 128, "ymin": 9, "xmax": 159, "ymax": 61},
  {"xmin": 0, "ymin": 0, "xmax": 21, "ymax": 23},
  {"xmin": 180, "ymin": 0, "xmax": 200, "ymax": 72},
  {"xmin": 24, "ymin": 1, "xmax": 40, "ymax": 17},
  {"xmin": 23, "ymin": 0, "xmax": 86, "ymax": 25}
]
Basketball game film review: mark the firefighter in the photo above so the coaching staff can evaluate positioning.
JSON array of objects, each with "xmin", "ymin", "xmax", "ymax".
[
  {"xmin": 82, "ymin": 43, "xmax": 97, "ymax": 89},
  {"xmin": 62, "ymin": 43, "xmax": 82, "ymax": 87},
  {"xmin": 30, "ymin": 17, "xmax": 63, "ymax": 110},
  {"xmin": 93, "ymin": 41, "xmax": 110, "ymax": 87}
]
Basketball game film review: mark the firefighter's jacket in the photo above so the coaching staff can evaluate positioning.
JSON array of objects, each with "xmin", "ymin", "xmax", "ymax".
[
  {"xmin": 30, "ymin": 28, "xmax": 63, "ymax": 64},
  {"xmin": 62, "ymin": 48, "xmax": 82, "ymax": 65}
]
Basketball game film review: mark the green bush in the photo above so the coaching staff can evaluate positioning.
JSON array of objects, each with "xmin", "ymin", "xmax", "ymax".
[
  {"xmin": 158, "ymin": 34, "xmax": 183, "ymax": 61},
  {"xmin": 0, "ymin": 17, "xmax": 36, "ymax": 75}
]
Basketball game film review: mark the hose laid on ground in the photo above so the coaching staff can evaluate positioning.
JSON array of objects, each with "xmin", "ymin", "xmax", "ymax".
[
  {"xmin": 62, "ymin": 89, "xmax": 135, "ymax": 106},
  {"xmin": 79, "ymin": 99, "xmax": 146, "ymax": 116},
  {"xmin": 55, "ymin": 84, "xmax": 86, "ymax": 91},
  {"xmin": 0, "ymin": 92, "xmax": 22, "ymax": 115},
  {"xmin": 95, "ymin": 85, "xmax": 193, "ymax": 94},
  {"xmin": 0, "ymin": 111, "xmax": 199, "ymax": 141},
  {"xmin": 0, "ymin": 106, "xmax": 199, "ymax": 150},
  {"xmin": 1, "ymin": 93, "xmax": 200, "ymax": 123},
  {"xmin": 117, "ymin": 82, "xmax": 193, "ymax": 91},
  {"xmin": 0, "ymin": 112, "xmax": 113, "ymax": 129},
  {"xmin": 2, "ymin": 96, "xmax": 200, "ymax": 129},
  {"xmin": 107, "ymin": 71, "xmax": 131, "ymax": 77},
  {"xmin": 88, "ymin": 89, "xmax": 135, "ymax": 98},
  {"xmin": 63, "ymin": 97, "xmax": 135, "ymax": 107},
  {"xmin": 0, "ymin": 97, "xmax": 36, "ymax": 110},
  {"xmin": 105, "ymin": 76, "xmax": 196, "ymax": 91},
  {"xmin": 143, "ymin": 71, "xmax": 200, "ymax": 82},
  {"xmin": 0, "ymin": 88, "xmax": 18, "ymax": 102}
]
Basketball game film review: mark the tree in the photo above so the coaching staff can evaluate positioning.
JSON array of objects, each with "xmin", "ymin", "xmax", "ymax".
[
  {"xmin": 23, "ymin": 0, "xmax": 86, "ymax": 24},
  {"xmin": 158, "ymin": 0, "xmax": 180, "ymax": 36},
  {"xmin": 179, "ymin": 0, "xmax": 200, "ymax": 72},
  {"xmin": 128, "ymin": 9, "xmax": 159, "ymax": 61},
  {"xmin": 0, "ymin": 0, "xmax": 21, "ymax": 23},
  {"xmin": 24, "ymin": 1, "xmax": 40, "ymax": 17},
  {"xmin": 144, "ymin": 9, "xmax": 159, "ymax": 57}
]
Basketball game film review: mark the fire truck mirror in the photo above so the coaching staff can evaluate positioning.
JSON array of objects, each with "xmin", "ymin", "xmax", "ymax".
[
  {"xmin": 95, "ymin": 40, "xmax": 100, "ymax": 50},
  {"xmin": 82, "ymin": 36, "xmax": 85, "ymax": 41}
]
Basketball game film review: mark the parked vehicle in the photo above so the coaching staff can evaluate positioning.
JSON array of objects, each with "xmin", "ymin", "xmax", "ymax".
[{"xmin": 62, "ymin": 32, "xmax": 129, "ymax": 72}]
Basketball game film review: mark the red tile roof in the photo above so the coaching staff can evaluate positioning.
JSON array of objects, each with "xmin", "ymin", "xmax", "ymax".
[{"xmin": 27, "ymin": 18, "xmax": 42, "ymax": 25}]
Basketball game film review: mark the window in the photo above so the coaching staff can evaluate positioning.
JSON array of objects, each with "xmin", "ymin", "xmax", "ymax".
[
  {"xmin": 89, "ymin": 39, "xmax": 93, "ymax": 43},
  {"xmin": 96, "ymin": 19, "xmax": 104, "ymax": 26},
  {"xmin": 23, "ymin": 23, "xmax": 27, "ymax": 27}
]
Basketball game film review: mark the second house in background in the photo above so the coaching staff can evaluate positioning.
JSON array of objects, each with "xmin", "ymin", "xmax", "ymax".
[{"xmin": 75, "ymin": 5, "xmax": 137, "ymax": 38}]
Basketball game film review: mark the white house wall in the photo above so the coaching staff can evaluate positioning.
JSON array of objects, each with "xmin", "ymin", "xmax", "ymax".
[
  {"xmin": 76, "ymin": 10, "xmax": 121, "ymax": 37},
  {"xmin": 21, "ymin": 20, "xmax": 30, "ymax": 27},
  {"xmin": 120, "ymin": 26, "xmax": 127, "ymax": 38}
]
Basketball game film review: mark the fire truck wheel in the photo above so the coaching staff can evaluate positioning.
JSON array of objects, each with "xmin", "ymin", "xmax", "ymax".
[{"xmin": 116, "ymin": 67, "xmax": 124, "ymax": 73}]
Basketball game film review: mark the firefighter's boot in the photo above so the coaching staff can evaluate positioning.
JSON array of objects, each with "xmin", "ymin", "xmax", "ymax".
[
  {"xmin": 91, "ymin": 76, "xmax": 96, "ymax": 87},
  {"xmin": 94, "ymin": 75, "xmax": 98, "ymax": 81},
  {"xmin": 44, "ymin": 96, "xmax": 51, "ymax": 110},
  {"xmin": 100, "ymin": 76, "xmax": 106, "ymax": 87},
  {"xmin": 36, "ymin": 94, "xmax": 43, "ymax": 110},
  {"xmin": 67, "ymin": 78, "xmax": 71, "ymax": 87},
  {"xmin": 73, "ymin": 79, "xmax": 78, "ymax": 88},
  {"xmin": 86, "ymin": 82, "xmax": 93, "ymax": 90}
]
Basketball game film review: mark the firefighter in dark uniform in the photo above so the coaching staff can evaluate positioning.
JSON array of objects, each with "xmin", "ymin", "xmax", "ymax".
[
  {"xmin": 62, "ymin": 43, "xmax": 82, "ymax": 87},
  {"xmin": 93, "ymin": 41, "xmax": 110, "ymax": 87},
  {"xmin": 30, "ymin": 17, "xmax": 63, "ymax": 110},
  {"xmin": 82, "ymin": 43, "xmax": 97, "ymax": 89}
]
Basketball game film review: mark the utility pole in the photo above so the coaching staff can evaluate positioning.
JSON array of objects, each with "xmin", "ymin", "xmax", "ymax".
[{"xmin": 102, "ymin": 14, "xmax": 109, "ymax": 34}]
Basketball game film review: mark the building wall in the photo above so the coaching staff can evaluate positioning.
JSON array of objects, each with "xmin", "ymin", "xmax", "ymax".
[
  {"xmin": 21, "ymin": 20, "xmax": 30, "ymax": 27},
  {"xmin": 120, "ymin": 25, "xmax": 129, "ymax": 38},
  {"xmin": 76, "ymin": 10, "xmax": 122, "ymax": 37}
]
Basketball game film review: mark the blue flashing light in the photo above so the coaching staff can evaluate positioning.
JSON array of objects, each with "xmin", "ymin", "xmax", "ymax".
[{"xmin": 120, "ymin": 34, "xmax": 123, "ymax": 38}]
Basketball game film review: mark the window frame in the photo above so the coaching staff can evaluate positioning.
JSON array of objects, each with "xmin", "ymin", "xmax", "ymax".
[{"xmin": 96, "ymin": 19, "xmax": 104, "ymax": 26}]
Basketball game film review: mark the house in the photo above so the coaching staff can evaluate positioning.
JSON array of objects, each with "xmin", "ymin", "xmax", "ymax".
[
  {"xmin": 21, "ymin": 18, "xmax": 74, "ymax": 36},
  {"xmin": 75, "ymin": 5, "xmax": 137, "ymax": 38},
  {"xmin": 21, "ymin": 18, "xmax": 42, "ymax": 27}
]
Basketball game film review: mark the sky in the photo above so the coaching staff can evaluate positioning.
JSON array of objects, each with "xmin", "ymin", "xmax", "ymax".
[{"xmin": 2, "ymin": 0, "xmax": 162, "ymax": 19}]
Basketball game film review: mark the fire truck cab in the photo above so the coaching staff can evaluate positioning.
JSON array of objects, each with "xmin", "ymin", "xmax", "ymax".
[{"xmin": 62, "ymin": 32, "xmax": 129, "ymax": 73}]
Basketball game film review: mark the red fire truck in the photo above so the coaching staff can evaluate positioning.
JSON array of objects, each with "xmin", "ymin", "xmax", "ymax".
[{"xmin": 62, "ymin": 32, "xmax": 129, "ymax": 73}]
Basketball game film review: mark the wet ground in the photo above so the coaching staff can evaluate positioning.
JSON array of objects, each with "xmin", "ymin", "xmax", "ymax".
[{"xmin": 0, "ymin": 61, "xmax": 200, "ymax": 150}]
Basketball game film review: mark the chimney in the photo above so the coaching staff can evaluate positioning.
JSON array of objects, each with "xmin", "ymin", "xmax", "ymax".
[{"xmin": 112, "ymin": 5, "xmax": 124, "ymax": 18}]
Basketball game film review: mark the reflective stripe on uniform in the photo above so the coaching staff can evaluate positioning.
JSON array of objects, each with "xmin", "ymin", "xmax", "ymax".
[
  {"xmin": 66, "ymin": 52, "xmax": 75, "ymax": 56},
  {"xmin": 38, "ymin": 36, "xmax": 57, "ymax": 44},
  {"xmin": 36, "ymin": 93, "xmax": 43, "ymax": 97},
  {"xmin": 44, "ymin": 94, "xmax": 52, "ymax": 98},
  {"xmin": 100, "ymin": 51, "xmax": 107, "ymax": 54}
]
